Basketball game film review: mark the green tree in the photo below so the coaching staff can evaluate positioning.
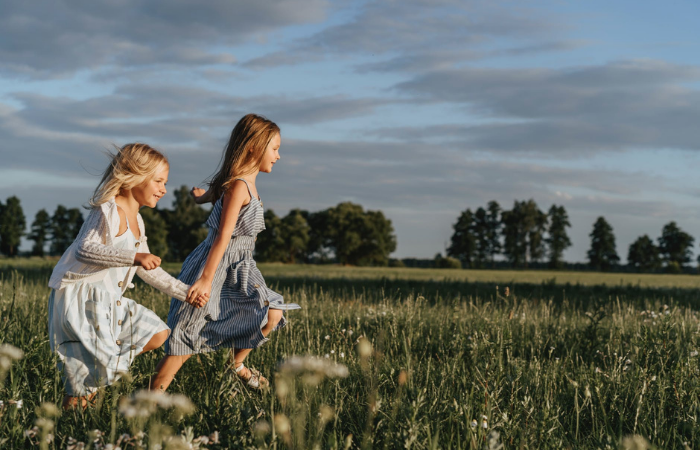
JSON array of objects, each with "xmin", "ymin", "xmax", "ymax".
[
  {"xmin": 255, "ymin": 209, "xmax": 287, "ymax": 263},
  {"xmin": 501, "ymin": 200, "xmax": 547, "ymax": 267},
  {"xmin": 302, "ymin": 210, "xmax": 333, "ymax": 263},
  {"xmin": 139, "ymin": 207, "xmax": 169, "ymax": 260},
  {"xmin": 50, "ymin": 205, "xmax": 84, "ymax": 256},
  {"xmin": 447, "ymin": 209, "xmax": 476, "ymax": 268},
  {"xmin": 627, "ymin": 235, "xmax": 661, "ymax": 272},
  {"xmin": 546, "ymin": 205, "xmax": 572, "ymax": 269},
  {"xmin": 280, "ymin": 209, "xmax": 310, "ymax": 263},
  {"xmin": 485, "ymin": 201, "xmax": 502, "ymax": 265},
  {"xmin": 324, "ymin": 202, "xmax": 396, "ymax": 266},
  {"xmin": 0, "ymin": 196, "xmax": 26, "ymax": 256},
  {"xmin": 587, "ymin": 217, "xmax": 619, "ymax": 271},
  {"xmin": 165, "ymin": 186, "xmax": 209, "ymax": 261},
  {"xmin": 471, "ymin": 207, "xmax": 489, "ymax": 267},
  {"xmin": 28, "ymin": 209, "xmax": 50, "ymax": 256},
  {"xmin": 657, "ymin": 221, "xmax": 694, "ymax": 269}
]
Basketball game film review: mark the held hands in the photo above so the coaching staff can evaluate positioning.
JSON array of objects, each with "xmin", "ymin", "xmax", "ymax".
[
  {"xmin": 187, "ymin": 277, "xmax": 211, "ymax": 308},
  {"xmin": 135, "ymin": 253, "xmax": 161, "ymax": 270}
]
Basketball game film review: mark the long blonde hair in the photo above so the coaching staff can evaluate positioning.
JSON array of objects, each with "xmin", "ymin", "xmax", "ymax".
[
  {"xmin": 208, "ymin": 114, "xmax": 280, "ymax": 201},
  {"xmin": 90, "ymin": 143, "xmax": 169, "ymax": 207}
]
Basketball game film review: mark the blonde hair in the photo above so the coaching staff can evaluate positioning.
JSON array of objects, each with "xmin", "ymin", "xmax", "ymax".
[
  {"xmin": 208, "ymin": 114, "xmax": 280, "ymax": 201},
  {"xmin": 90, "ymin": 143, "xmax": 169, "ymax": 207}
]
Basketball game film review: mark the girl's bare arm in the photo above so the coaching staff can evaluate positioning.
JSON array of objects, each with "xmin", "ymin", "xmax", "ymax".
[{"xmin": 186, "ymin": 180, "xmax": 249, "ymax": 302}]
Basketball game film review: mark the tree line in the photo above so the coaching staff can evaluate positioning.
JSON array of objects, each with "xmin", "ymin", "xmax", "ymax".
[
  {"xmin": 445, "ymin": 199, "xmax": 698, "ymax": 273},
  {"xmin": 2, "ymin": 191, "xmax": 697, "ymax": 272},
  {"xmin": 0, "ymin": 188, "xmax": 397, "ymax": 266}
]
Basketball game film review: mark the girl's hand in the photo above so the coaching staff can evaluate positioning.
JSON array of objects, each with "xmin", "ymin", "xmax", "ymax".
[
  {"xmin": 135, "ymin": 253, "xmax": 161, "ymax": 270},
  {"xmin": 191, "ymin": 187, "xmax": 211, "ymax": 205},
  {"xmin": 187, "ymin": 277, "xmax": 211, "ymax": 305}
]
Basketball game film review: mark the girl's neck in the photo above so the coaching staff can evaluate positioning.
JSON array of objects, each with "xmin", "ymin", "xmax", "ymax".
[
  {"xmin": 114, "ymin": 190, "xmax": 140, "ymax": 215},
  {"xmin": 238, "ymin": 169, "xmax": 259, "ymax": 184}
]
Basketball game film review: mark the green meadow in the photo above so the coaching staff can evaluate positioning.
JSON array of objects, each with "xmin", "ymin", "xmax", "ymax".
[{"xmin": 2, "ymin": 260, "xmax": 700, "ymax": 448}]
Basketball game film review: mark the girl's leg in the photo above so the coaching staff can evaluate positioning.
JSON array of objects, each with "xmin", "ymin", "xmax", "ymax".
[
  {"xmin": 62, "ymin": 392, "xmax": 97, "ymax": 410},
  {"xmin": 150, "ymin": 354, "xmax": 192, "ymax": 392},
  {"xmin": 231, "ymin": 309, "xmax": 284, "ymax": 379},
  {"xmin": 139, "ymin": 329, "xmax": 170, "ymax": 355}
]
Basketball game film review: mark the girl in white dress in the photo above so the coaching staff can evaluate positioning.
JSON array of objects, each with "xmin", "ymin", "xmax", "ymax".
[{"xmin": 48, "ymin": 143, "xmax": 206, "ymax": 409}]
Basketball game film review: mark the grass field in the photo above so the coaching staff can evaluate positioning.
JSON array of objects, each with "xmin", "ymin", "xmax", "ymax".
[{"xmin": 2, "ymin": 260, "xmax": 700, "ymax": 448}]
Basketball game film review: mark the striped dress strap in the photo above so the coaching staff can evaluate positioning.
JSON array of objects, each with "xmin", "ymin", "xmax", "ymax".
[{"xmin": 233, "ymin": 178, "xmax": 256, "ymax": 201}]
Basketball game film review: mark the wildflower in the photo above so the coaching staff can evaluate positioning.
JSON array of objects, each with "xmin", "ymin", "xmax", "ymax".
[
  {"xmin": 16, "ymin": 399, "xmax": 23, "ymax": 409},
  {"xmin": 278, "ymin": 355, "xmax": 349, "ymax": 379},
  {"xmin": 342, "ymin": 329, "xmax": 346, "ymax": 333},
  {"xmin": 357, "ymin": 339, "xmax": 372, "ymax": 358},
  {"xmin": 331, "ymin": 350, "xmax": 335, "ymax": 354},
  {"xmin": 324, "ymin": 354, "xmax": 330, "ymax": 358},
  {"xmin": 470, "ymin": 419, "xmax": 477, "ymax": 429},
  {"xmin": 324, "ymin": 335, "xmax": 330, "ymax": 340},
  {"xmin": 625, "ymin": 359, "xmax": 632, "ymax": 365},
  {"xmin": 595, "ymin": 367, "xmax": 602, "ymax": 374},
  {"xmin": 347, "ymin": 330, "xmax": 354, "ymax": 336},
  {"xmin": 651, "ymin": 376, "xmax": 657, "ymax": 381},
  {"xmin": 691, "ymin": 351, "xmax": 698, "ymax": 357},
  {"xmin": 481, "ymin": 419, "xmax": 488, "ymax": 429}
]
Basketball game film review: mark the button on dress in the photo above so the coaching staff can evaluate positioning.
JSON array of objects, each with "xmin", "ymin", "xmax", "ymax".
[{"xmin": 165, "ymin": 179, "xmax": 300, "ymax": 355}]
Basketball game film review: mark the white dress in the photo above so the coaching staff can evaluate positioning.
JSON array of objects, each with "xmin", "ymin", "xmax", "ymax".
[{"xmin": 48, "ymin": 210, "xmax": 179, "ymax": 396}]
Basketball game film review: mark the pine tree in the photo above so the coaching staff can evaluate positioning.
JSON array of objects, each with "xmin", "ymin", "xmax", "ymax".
[
  {"xmin": 546, "ymin": 205, "xmax": 572, "ymax": 269},
  {"xmin": 28, "ymin": 209, "xmax": 50, "ymax": 256},
  {"xmin": 0, "ymin": 196, "xmax": 26, "ymax": 256},
  {"xmin": 501, "ymin": 200, "xmax": 546, "ymax": 267},
  {"xmin": 587, "ymin": 217, "xmax": 619, "ymax": 271},
  {"xmin": 447, "ymin": 209, "xmax": 476, "ymax": 268},
  {"xmin": 627, "ymin": 235, "xmax": 661, "ymax": 272},
  {"xmin": 485, "ymin": 201, "xmax": 502, "ymax": 265},
  {"xmin": 471, "ymin": 207, "xmax": 489, "ymax": 268}
]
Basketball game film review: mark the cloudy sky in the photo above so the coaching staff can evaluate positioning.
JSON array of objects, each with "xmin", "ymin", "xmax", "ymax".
[{"xmin": 2, "ymin": 0, "xmax": 700, "ymax": 262}]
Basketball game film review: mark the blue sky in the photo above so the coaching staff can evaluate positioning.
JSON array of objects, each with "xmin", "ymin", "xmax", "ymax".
[{"xmin": 2, "ymin": 0, "xmax": 700, "ymax": 262}]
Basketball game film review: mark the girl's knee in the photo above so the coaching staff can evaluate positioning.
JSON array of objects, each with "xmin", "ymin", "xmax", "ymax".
[{"xmin": 267, "ymin": 309, "xmax": 283, "ymax": 328}]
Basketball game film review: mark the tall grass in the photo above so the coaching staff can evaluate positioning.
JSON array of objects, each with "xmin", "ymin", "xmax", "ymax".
[{"xmin": 1, "ymin": 264, "xmax": 700, "ymax": 448}]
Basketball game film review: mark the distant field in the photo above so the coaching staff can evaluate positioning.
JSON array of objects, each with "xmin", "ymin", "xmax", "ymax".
[{"xmin": 4, "ymin": 257, "xmax": 700, "ymax": 289}]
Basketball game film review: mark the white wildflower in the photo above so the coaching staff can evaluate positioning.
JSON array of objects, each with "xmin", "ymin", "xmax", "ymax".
[
  {"xmin": 347, "ymin": 330, "xmax": 354, "ymax": 336},
  {"xmin": 470, "ymin": 419, "xmax": 477, "ymax": 429},
  {"xmin": 324, "ymin": 335, "xmax": 330, "ymax": 340},
  {"xmin": 330, "ymin": 350, "xmax": 335, "ymax": 354},
  {"xmin": 324, "ymin": 354, "xmax": 329, "ymax": 358},
  {"xmin": 340, "ymin": 352, "xmax": 345, "ymax": 358},
  {"xmin": 16, "ymin": 399, "xmax": 23, "ymax": 409}
]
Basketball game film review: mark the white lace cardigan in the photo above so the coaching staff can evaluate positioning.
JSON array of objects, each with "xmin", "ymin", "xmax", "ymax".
[{"xmin": 48, "ymin": 198, "xmax": 189, "ymax": 302}]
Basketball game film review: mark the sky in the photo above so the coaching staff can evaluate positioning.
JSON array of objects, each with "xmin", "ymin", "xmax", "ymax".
[{"xmin": 2, "ymin": 0, "xmax": 700, "ymax": 262}]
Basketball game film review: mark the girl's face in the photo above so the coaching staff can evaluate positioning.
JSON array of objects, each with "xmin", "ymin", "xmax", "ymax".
[
  {"xmin": 133, "ymin": 163, "xmax": 169, "ymax": 208},
  {"xmin": 258, "ymin": 133, "xmax": 281, "ymax": 173}
]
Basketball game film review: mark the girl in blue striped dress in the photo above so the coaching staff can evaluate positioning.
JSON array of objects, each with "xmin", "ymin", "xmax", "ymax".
[{"xmin": 152, "ymin": 114, "xmax": 300, "ymax": 391}]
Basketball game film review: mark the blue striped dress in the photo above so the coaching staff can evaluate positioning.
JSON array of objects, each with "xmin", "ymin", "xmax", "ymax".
[{"xmin": 164, "ymin": 179, "xmax": 300, "ymax": 355}]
